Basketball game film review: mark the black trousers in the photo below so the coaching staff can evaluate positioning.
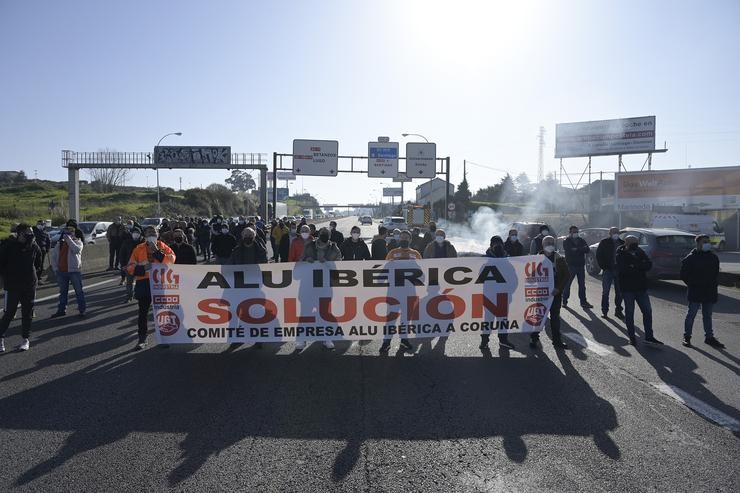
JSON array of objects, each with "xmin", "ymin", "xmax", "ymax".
[
  {"xmin": 134, "ymin": 280, "xmax": 152, "ymax": 343},
  {"xmin": 1, "ymin": 288, "xmax": 36, "ymax": 339},
  {"xmin": 109, "ymin": 241, "xmax": 121, "ymax": 268},
  {"xmin": 531, "ymin": 294, "xmax": 562, "ymax": 343}
]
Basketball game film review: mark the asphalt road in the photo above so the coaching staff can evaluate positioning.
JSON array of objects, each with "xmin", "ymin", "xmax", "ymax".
[{"xmin": 0, "ymin": 222, "xmax": 738, "ymax": 492}]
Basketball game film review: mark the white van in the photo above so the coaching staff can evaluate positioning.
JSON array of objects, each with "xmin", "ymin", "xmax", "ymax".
[{"xmin": 650, "ymin": 214, "xmax": 726, "ymax": 250}]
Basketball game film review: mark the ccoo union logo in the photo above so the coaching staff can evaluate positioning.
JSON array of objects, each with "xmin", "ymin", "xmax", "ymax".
[
  {"xmin": 152, "ymin": 267, "xmax": 180, "ymax": 290},
  {"xmin": 524, "ymin": 261, "xmax": 550, "ymax": 283},
  {"xmin": 524, "ymin": 303, "xmax": 547, "ymax": 326},
  {"xmin": 157, "ymin": 311, "xmax": 181, "ymax": 336}
]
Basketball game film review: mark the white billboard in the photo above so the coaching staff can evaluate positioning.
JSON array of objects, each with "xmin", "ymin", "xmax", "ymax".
[
  {"xmin": 292, "ymin": 139, "xmax": 338, "ymax": 176},
  {"xmin": 406, "ymin": 142, "xmax": 437, "ymax": 178},
  {"xmin": 368, "ymin": 141, "xmax": 399, "ymax": 178},
  {"xmin": 555, "ymin": 116, "xmax": 656, "ymax": 158},
  {"xmin": 383, "ymin": 187, "xmax": 403, "ymax": 197}
]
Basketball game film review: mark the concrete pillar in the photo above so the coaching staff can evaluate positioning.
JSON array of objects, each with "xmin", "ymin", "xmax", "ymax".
[
  {"xmin": 259, "ymin": 167, "xmax": 268, "ymax": 219},
  {"xmin": 68, "ymin": 167, "xmax": 80, "ymax": 221}
]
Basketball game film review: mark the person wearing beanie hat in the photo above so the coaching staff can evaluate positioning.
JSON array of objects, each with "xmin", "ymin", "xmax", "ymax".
[
  {"xmin": 117, "ymin": 226, "xmax": 144, "ymax": 302},
  {"xmin": 50, "ymin": 221, "xmax": 86, "ymax": 318}
]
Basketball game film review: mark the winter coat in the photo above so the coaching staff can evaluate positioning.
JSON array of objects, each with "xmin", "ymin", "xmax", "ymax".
[
  {"xmin": 330, "ymin": 229, "xmax": 344, "ymax": 246},
  {"xmin": 485, "ymin": 246, "xmax": 507, "ymax": 258},
  {"xmin": 289, "ymin": 237, "xmax": 310, "ymax": 262},
  {"xmin": 211, "ymin": 233, "xmax": 237, "ymax": 259},
  {"xmin": 503, "ymin": 239, "xmax": 523, "ymax": 257},
  {"xmin": 278, "ymin": 233, "xmax": 294, "ymax": 262},
  {"xmin": 370, "ymin": 236, "xmax": 388, "ymax": 261},
  {"xmin": 616, "ymin": 245, "xmax": 652, "ymax": 292},
  {"xmin": 301, "ymin": 240, "xmax": 341, "ymax": 262},
  {"xmin": 544, "ymin": 251, "xmax": 570, "ymax": 294},
  {"xmin": 562, "ymin": 235, "xmax": 590, "ymax": 266},
  {"xmin": 106, "ymin": 222, "xmax": 126, "ymax": 243},
  {"xmin": 51, "ymin": 234, "xmax": 84, "ymax": 273},
  {"xmin": 172, "ymin": 242, "xmax": 198, "ymax": 265},
  {"xmin": 340, "ymin": 238, "xmax": 371, "ymax": 261},
  {"xmin": 529, "ymin": 233, "xmax": 546, "ymax": 255},
  {"xmin": 230, "ymin": 240, "xmax": 268, "ymax": 265},
  {"xmin": 33, "ymin": 226, "xmax": 51, "ymax": 253},
  {"xmin": 423, "ymin": 240, "xmax": 458, "ymax": 259},
  {"xmin": 126, "ymin": 240, "xmax": 176, "ymax": 281},
  {"xmin": 0, "ymin": 237, "xmax": 42, "ymax": 290},
  {"xmin": 118, "ymin": 234, "xmax": 143, "ymax": 268},
  {"xmin": 596, "ymin": 237, "xmax": 624, "ymax": 271},
  {"xmin": 196, "ymin": 224, "xmax": 212, "ymax": 243},
  {"xmin": 680, "ymin": 249, "xmax": 720, "ymax": 303}
]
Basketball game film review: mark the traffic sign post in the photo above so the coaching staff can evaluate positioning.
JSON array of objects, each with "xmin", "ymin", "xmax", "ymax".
[
  {"xmin": 292, "ymin": 139, "xmax": 339, "ymax": 176},
  {"xmin": 392, "ymin": 172, "xmax": 411, "ymax": 183},
  {"xmin": 368, "ymin": 141, "xmax": 399, "ymax": 178},
  {"xmin": 406, "ymin": 142, "xmax": 437, "ymax": 178}
]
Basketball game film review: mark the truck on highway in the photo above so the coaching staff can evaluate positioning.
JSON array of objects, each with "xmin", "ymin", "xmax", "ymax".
[
  {"xmin": 650, "ymin": 213, "xmax": 726, "ymax": 250},
  {"xmin": 404, "ymin": 204, "xmax": 431, "ymax": 228},
  {"xmin": 274, "ymin": 202, "xmax": 287, "ymax": 219}
]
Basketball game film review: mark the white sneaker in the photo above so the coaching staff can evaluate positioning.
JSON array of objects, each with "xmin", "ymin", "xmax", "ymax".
[
  {"xmin": 0, "ymin": 338, "xmax": 5, "ymax": 352},
  {"xmin": 295, "ymin": 341, "xmax": 306, "ymax": 351},
  {"xmin": 323, "ymin": 340, "xmax": 335, "ymax": 350},
  {"xmin": 17, "ymin": 339, "xmax": 30, "ymax": 351}
]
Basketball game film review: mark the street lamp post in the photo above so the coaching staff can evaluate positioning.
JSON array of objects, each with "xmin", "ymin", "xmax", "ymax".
[{"xmin": 154, "ymin": 132, "xmax": 182, "ymax": 216}]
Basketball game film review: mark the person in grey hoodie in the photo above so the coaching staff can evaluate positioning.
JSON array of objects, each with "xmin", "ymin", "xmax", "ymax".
[{"xmin": 50, "ymin": 220, "xmax": 86, "ymax": 318}]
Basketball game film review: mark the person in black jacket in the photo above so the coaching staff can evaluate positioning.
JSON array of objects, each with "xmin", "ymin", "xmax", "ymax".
[
  {"xmin": 371, "ymin": 226, "xmax": 389, "ymax": 261},
  {"xmin": 278, "ymin": 222, "xmax": 296, "ymax": 262},
  {"xmin": 529, "ymin": 224, "xmax": 550, "ymax": 255},
  {"xmin": 211, "ymin": 224, "xmax": 237, "ymax": 264},
  {"xmin": 171, "ymin": 229, "xmax": 198, "ymax": 265},
  {"xmin": 0, "ymin": 224, "xmax": 42, "ymax": 352},
  {"xmin": 680, "ymin": 235, "xmax": 724, "ymax": 348},
  {"xmin": 503, "ymin": 229, "xmax": 524, "ymax": 257},
  {"xmin": 329, "ymin": 220, "xmax": 345, "ymax": 246},
  {"xmin": 196, "ymin": 219, "xmax": 212, "ymax": 262},
  {"xmin": 340, "ymin": 226, "xmax": 370, "ymax": 260},
  {"xmin": 118, "ymin": 226, "xmax": 143, "ymax": 303},
  {"xmin": 480, "ymin": 236, "xmax": 515, "ymax": 351},
  {"xmin": 561, "ymin": 225, "xmax": 593, "ymax": 309},
  {"xmin": 230, "ymin": 227, "xmax": 268, "ymax": 265},
  {"xmin": 616, "ymin": 236, "xmax": 663, "ymax": 347},
  {"xmin": 596, "ymin": 227, "xmax": 624, "ymax": 319},
  {"xmin": 33, "ymin": 220, "xmax": 51, "ymax": 281}
]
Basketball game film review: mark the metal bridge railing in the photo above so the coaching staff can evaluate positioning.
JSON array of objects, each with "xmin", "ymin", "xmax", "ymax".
[{"xmin": 62, "ymin": 150, "xmax": 268, "ymax": 168}]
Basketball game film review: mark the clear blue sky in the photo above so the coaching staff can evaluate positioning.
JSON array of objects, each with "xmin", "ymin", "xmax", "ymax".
[{"xmin": 1, "ymin": 0, "xmax": 739, "ymax": 206}]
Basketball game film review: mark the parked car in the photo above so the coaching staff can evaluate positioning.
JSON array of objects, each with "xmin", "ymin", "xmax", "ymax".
[
  {"xmin": 77, "ymin": 221, "xmax": 112, "ymax": 244},
  {"xmin": 360, "ymin": 215, "xmax": 373, "ymax": 225},
  {"xmin": 507, "ymin": 221, "xmax": 556, "ymax": 254},
  {"xmin": 382, "ymin": 216, "xmax": 409, "ymax": 231},
  {"xmin": 141, "ymin": 217, "xmax": 165, "ymax": 230},
  {"xmin": 585, "ymin": 227, "xmax": 695, "ymax": 279}
]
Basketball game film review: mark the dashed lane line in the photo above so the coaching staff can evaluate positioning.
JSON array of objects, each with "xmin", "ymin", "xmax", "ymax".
[
  {"xmin": 562, "ymin": 331, "xmax": 613, "ymax": 356},
  {"xmin": 651, "ymin": 383, "xmax": 740, "ymax": 432}
]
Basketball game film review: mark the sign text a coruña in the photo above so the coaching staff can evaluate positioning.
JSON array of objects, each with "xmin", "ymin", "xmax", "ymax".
[{"xmin": 196, "ymin": 264, "xmax": 508, "ymax": 290}]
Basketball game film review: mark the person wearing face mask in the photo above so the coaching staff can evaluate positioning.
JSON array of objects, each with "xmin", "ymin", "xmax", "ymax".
[
  {"xmin": 503, "ymin": 229, "xmax": 524, "ymax": 257},
  {"xmin": 481, "ymin": 236, "xmax": 515, "ymax": 351},
  {"xmin": 33, "ymin": 220, "xmax": 51, "ymax": 281},
  {"xmin": 680, "ymin": 235, "xmax": 724, "ymax": 348},
  {"xmin": 230, "ymin": 227, "xmax": 268, "ymax": 265},
  {"xmin": 0, "ymin": 224, "xmax": 42, "ymax": 352},
  {"xmin": 308, "ymin": 223, "xmax": 318, "ymax": 239},
  {"xmin": 301, "ymin": 227, "xmax": 341, "ymax": 263},
  {"xmin": 596, "ymin": 227, "xmax": 625, "ymax": 319},
  {"xmin": 197, "ymin": 219, "xmax": 212, "ymax": 262},
  {"xmin": 410, "ymin": 228, "xmax": 426, "ymax": 253},
  {"xmin": 271, "ymin": 220, "xmax": 289, "ymax": 261},
  {"xmin": 118, "ymin": 226, "xmax": 144, "ymax": 302},
  {"xmin": 387, "ymin": 228, "xmax": 401, "ymax": 251},
  {"xmin": 50, "ymin": 221, "xmax": 86, "ymax": 318},
  {"xmin": 289, "ymin": 225, "xmax": 314, "ymax": 262},
  {"xmin": 530, "ymin": 236, "xmax": 569, "ymax": 350},
  {"xmin": 105, "ymin": 217, "xmax": 126, "ymax": 271},
  {"xmin": 340, "ymin": 226, "xmax": 371, "ymax": 261},
  {"xmin": 423, "ymin": 229, "xmax": 458, "ymax": 259},
  {"xmin": 422, "ymin": 221, "xmax": 437, "ymax": 249},
  {"xmin": 278, "ymin": 221, "xmax": 297, "ymax": 262},
  {"xmin": 529, "ymin": 224, "xmax": 551, "ymax": 255},
  {"xmin": 561, "ymin": 225, "xmax": 593, "ymax": 310},
  {"xmin": 616, "ymin": 235, "xmax": 663, "ymax": 347},
  {"xmin": 371, "ymin": 226, "xmax": 389, "ymax": 260},
  {"xmin": 328, "ymin": 220, "xmax": 345, "ymax": 246},
  {"xmin": 127, "ymin": 226, "xmax": 176, "ymax": 350},
  {"xmin": 171, "ymin": 229, "xmax": 197, "ymax": 265},
  {"xmin": 385, "ymin": 230, "xmax": 422, "ymax": 260},
  {"xmin": 211, "ymin": 224, "xmax": 237, "ymax": 265}
]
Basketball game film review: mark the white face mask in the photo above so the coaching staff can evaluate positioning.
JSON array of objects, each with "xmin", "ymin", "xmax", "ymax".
[
  {"xmin": 132, "ymin": 233, "xmax": 141, "ymax": 240},
  {"xmin": 146, "ymin": 236, "xmax": 158, "ymax": 244},
  {"xmin": 221, "ymin": 228, "xmax": 229, "ymax": 234},
  {"xmin": 701, "ymin": 242, "xmax": 712, "ymax": 251},
  {"xmin": 435, "ymin": 236, "xmax": 445, "ymax": 244},
  {"xmin": 612, "ymin": 234, "xmax": 620, "ymax": 240},
  {"xmin": 541, "ymin": 230, "xmax": 549, "ymax": 236},
  {"xmin": 301, "ymin": 232, "xmax": 310, "ymax": 240},
  {"xmin": 544, "ymin": 245, "xmax": 555, "ymax": 253},
  {"xmin": 571, "ymin": 233, "xmax": 578, "ymax": 238},
  {"xmin": 510, "ymin": 235, "xmax": 518, "ymax": 242},
  {"xmin": 351, "ymin": 232, "xmax": 360, "ymax": 240},
  {"xmin": 394, "ymin": 234, "xmax": 400, "ymax": 241}
]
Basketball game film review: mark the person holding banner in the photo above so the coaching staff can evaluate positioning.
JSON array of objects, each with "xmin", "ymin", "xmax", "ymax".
[
  {"xmin": 127, "ymin": 226, "xmax": 176, "ymax": 351},
  {"xmin": 530, "ymin": 236, "xmax": 569, "ymax": 350},
  {"xmin": 230, "ymin": 227, "xmax": 267, "ymax": 265},
  {"xmin": 289, "ymin": 224, "xmax": 313, "ymax": 262},
  {"xmin": 340, "ymin": 226, "xmax": 371, "ymax": 261},
  {"xmin": 481, "ymin": 236, "xmax": 516, "ymax": 351},
  {"xmin": 381, "ymin": 230, "xmax": 420, "ymax": 353}
]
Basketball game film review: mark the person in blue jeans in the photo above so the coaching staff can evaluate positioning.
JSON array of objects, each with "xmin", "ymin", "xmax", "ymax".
[
  {"xmin": 50, "ymin": 222, "xmax": 87, "ymax": 318},
  {"xmin": 616, "ymin": 235, "xmax": 662, "ymax": 347},
  {"xmin": 596, "ymin": 227, "xmax": 625, "ymax": 319},
  {"xmin": 680, "ymin": 235, "xmax": 725, "ymax": 348},
  {"xmin": 562, "ymin": 225, "xmax": 592, "ymax": 309}
]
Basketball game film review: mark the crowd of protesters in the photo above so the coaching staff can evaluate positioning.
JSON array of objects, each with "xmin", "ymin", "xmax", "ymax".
[{"xmin": 0, "ymin": 214, "xmax": 727, "ymax": 354}]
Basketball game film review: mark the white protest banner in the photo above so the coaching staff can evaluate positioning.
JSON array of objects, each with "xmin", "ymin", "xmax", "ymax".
[{"xmin": 150, "ymin": 256, "xmax": 554, "ymax": 344}]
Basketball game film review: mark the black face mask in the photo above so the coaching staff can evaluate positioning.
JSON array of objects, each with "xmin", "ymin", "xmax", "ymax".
[
  {"xmin": 244, "ymin": 237, "xmax": 254, "ymax": 244},
  {"xmin": 399, "ymin": 240, "xmax": 410, "ymax": 248},
  {"xmin": 493, "ymin": 244, "xmax": 504, "ymax": 254},
  {"xmin": 319, "ymin": 234, "xmax": 330, "ymax": 243},
  {"xmin": 628, "ymin": 243, "xmax": 638, "ymax": 251},
  {"xmin": 24, "ymin": 234, "xmax": 35, "ymax": 243},
  {"xmin": 175, "ymin": 238, "xmax": 183, "ymax": 243}
]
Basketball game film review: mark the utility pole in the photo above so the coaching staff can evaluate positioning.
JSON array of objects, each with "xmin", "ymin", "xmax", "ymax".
[
  {"xmin": 537, "ymin": 126, "xmax": 546, "ymax": 183},
  {"xmin": 179, "ymin": 177, "xmax": 182, "ymax": 191},
  {"xmin": 463, "ymin": 159, "xmax": 467, "ymax": 181}
]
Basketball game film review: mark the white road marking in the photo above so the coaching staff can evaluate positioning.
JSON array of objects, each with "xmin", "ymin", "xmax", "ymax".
[
  {"xmin": 562, "ymin": 331, "xmax": 613, "ymax": 356},
  {"xmin": 651, "ymin": 383, "xmax": 740, "ymax": 432},
  {"xmin": 34, "ymin": 278, "xmax": 118, "ymax": 303}
]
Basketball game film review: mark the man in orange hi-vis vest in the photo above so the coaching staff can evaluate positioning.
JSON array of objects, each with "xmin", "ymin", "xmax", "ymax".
[{"xmin": 127, "ymin": 226, "xmax": 176, "ymax": 350}]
